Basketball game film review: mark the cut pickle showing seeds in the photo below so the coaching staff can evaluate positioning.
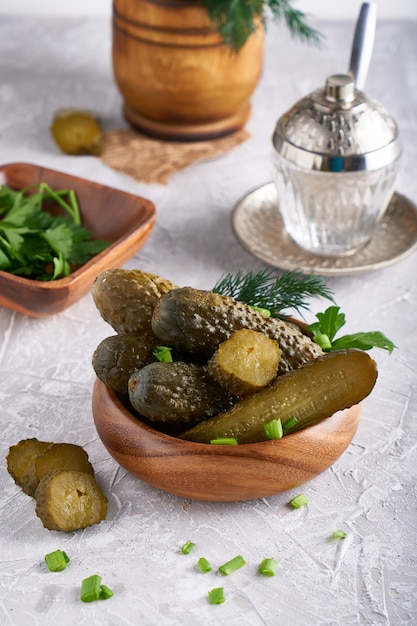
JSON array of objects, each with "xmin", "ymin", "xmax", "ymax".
[
  {"xmin": 23, "ymin": 443, "xmax": 94, "ymax": 497},
  {"xmin": 180, "ymin": 349, "xmax": 378, "ymax": 444},
  {"xmin": 35, "ymin": 470, "xmax": 108, "ymax": 532},
  {"xmin": 6, "ymin": 438, "xmax": 53, "ymax": 489},
  {"xmin": 208, "ymin": 329, "xmax": 281, "ymax": 396}
]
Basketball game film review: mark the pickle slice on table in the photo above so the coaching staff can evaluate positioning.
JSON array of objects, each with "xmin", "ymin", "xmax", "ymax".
[
  {"xmin": 180, "ymin": 349, "xmax": 378, "ymax": 444},
  {"xmin": 23, "ymin": 443, "xmax": 95, "ymax": 497},
  {"xmin": 35, "ymin": 470, "xmax": 108, "ymax": 532},
  {"xmin": 152, "ymin": 287, "xmax": 323, "ymax": 373},
  {"xmin": 91, "ymin": 269, "xmax": 177, "ymax": 335},
  {"xmin": 208, "ymin": 329, "xmax": 281, "ymax": 396},
  {"xmin": 6, "ymin": 438, "xmax": 53, "ymax": 489}
]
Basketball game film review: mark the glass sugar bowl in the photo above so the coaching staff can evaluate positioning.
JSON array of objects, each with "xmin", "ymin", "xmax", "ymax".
[{"xmin": 272, "ymin": 73, "xmax": 401, "ymax": 257}]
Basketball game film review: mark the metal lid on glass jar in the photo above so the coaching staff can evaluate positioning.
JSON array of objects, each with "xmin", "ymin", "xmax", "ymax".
[{"xmin": 272, "ymin": 73, "xmax": 401, "ymax": 172}]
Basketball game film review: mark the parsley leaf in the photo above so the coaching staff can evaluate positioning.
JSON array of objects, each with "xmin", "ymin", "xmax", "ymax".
[
  {"xmin": 0, "ymin": 183, "xmax": 109, "ymax": 281},
  {"xmin": 308, "ymin": 306, "xmax": 396, "ymax": 353}
]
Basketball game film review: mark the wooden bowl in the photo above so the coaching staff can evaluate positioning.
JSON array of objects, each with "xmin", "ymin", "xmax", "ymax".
[
  {"xmin": 0, "ymin": 162, "xmax": 156, "ymax": 317},
  {"xmin": 92, "ymin": 378, "xmax": 361, "ymax": 502}
]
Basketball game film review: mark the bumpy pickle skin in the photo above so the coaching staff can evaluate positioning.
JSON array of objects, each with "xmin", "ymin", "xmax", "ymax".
[
  {"xmin": 92, "ymin": 333, "xmax": 160, "ymax": 394},
  {"xmin": 6, "ymin": 438, "xmax": 53, "ymax": 489},
  {"xmin": 180, "ymin": 349, "xmax": 378, "ymax": 444},
  {"xmin": 151, "ymin": 287, "xmax": 323, "ymax": 374},
  {"xmin": 23, "ymin": 443, "xmax": 95, "ymax": 497},
  {"xmin": 208, "ymin": 329, "xmax": 281, "ymax": 397},
  {"xmin": 128, "ymin": 361, "xmax": 234, "ymax": 427},
  {"xmin": 91, "ymin": 269, "xmax": 177, "ymax": 335},
  {"xmin": 35, "ymin": 470, "xmax": 108, "ymax": 532}
]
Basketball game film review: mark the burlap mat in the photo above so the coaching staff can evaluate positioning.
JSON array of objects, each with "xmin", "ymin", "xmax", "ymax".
[{"xmin": 100, "ymin": 128, "xmax": 250, "ymax": 185}]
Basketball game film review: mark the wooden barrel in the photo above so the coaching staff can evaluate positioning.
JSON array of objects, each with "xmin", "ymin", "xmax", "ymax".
[{"xmin": 112, "ymin": 0, "xmax": 264, "ymax": 140}]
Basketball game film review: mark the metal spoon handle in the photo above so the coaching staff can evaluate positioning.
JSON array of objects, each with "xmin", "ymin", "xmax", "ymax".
[{"xmin": 348, "ymin": 1, "xmax": 377, "ymax": 90}]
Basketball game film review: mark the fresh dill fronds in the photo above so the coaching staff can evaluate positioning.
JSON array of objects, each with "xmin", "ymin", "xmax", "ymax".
[
  {"xmin": 212, "ymin": 269, "xmax": 334, "ymax": 318},
  {"xmin": 199, "ymin": 0, "xmax": 321, "ymax": 53}
]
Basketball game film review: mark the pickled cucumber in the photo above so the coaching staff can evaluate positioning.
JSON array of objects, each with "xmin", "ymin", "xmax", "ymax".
[
  {"xmin": 6, "ymin": 438, "xmax": 52, "ymax": 489},
  {"xmin": 92, "ymin": 333, "xmax": 159, "ymax": 394},
  {"xmin": 92, "ymin": 269, "xmax": 177, "ymax": 335},
  {"xmin": 208, "ymin": 329, "xmax": 281, "ymax": 396},
  {"xmin": 152, "ymin": 287, "xmax": 323, "ymax": 374},
  {"xmin": 50, "ymin": 110, "xmax": 104, "ymax": 156},
  {"xmin": 23, "ymin": 443, "xmax": 94, "ymax": 497},
  {"xmin": 128, "ymin": 361, "xmax": 234, "ymax": 427},
  {"xmin": 180, "ymin": 349, "xmax": 378, "ymax": 443},
  {"xmin": 35, "ymin": 470, "xmax": 108, "ymax": 532}
]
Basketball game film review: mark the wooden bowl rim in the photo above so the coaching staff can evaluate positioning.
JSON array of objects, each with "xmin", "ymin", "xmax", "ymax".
[{"xmin": 93, "ymin": 377, "xmax": 360, "ymax": 454}]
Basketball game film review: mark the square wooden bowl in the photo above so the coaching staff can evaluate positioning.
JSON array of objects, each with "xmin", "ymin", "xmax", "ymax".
[{"xmin": 0, "ymin": 163, "xmax": 156, "ymax": 317}]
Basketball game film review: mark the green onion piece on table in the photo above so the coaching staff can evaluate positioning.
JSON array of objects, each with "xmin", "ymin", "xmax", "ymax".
[
  {"xmin": 264, "ymin": 419, "xmax": 283, "ymax": 440},
  {"xmin": 181, "ymin": 540, "xmax": 196, "ymax": 555},
  {"xmin": 289, "ymin": 494, "xmax": 309, "ymax": 509},
  {"xmin": 80, "ymin": 574, "xmax": 102, "ymax": 602},
  {"xmin": 332, "ymin": 530, "xmax": 347, "ymax": 540},
  {"xmin": 208, "ymin": 587, "xmax": 226, "ymax": 605},
  {"xmin": 44, "ymin": 549, "xmax": 70, "ymax": 572},
  {"xmin": 99, "ymin": 584, "xmax": 114, "ymax": 599},
  {"xmin": 197, "ymin": 557, "xmax": 212, "ymax": 573},
  {"xmin": 210, "ymin": 438, "xmax": 238, "ymax": 445},
  {"xmin": 219, "ymin": 555, "xmax": 246, "ymax": 576},
  {"xmin": 258, "ymin": 558, "xmax": 278, "ymax": 577}
]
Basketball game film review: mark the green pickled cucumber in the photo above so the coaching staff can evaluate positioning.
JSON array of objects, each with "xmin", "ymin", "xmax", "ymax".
[
  {"xmin": 180, "ymin": 349, "xmax": 378, "ymax": 443},
  {"xmin": 208, "ymin": 329, "xmax": 281, "ymax": 396},
  {"xmin": 92, "ymin": 269, "xmax": 177, "ymax": 335},
  {"xmin": 50, "ymin": 110, "xmax": 104, "ymax": 156},
  {"xmin": 23, "ymin": 443, "xmax": 94, "ymax": 497},
  {"xmin": 152, "ymin": 287, "xmax": 323, "ymax": 374},
  {"xmin": 35, "ymin": 470, "xmax": 108, "ymax": 532},
  {"xmin": 92, "ymin": 333, "xmax": 159, "ymax": 394},
  {"xmin": 6, "ymin": 438, "xmax": 53, "ymax": 489},
  {"xmin": 128, "ymin": 361, "xmax": 234, "ymax": 427}
]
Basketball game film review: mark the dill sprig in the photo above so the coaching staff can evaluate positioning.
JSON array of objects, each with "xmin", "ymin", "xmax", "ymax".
[
  {"xmin": 212, "ymin": 269, "xmax": 334, "ymax": 318},
  {"xmin": 199, "ymin": 0, "xmax": 321, "ymax": 53}
]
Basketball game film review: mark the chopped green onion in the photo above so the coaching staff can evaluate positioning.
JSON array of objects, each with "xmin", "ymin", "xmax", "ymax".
[
  {"xmin": 208, "ymin": 587, "xmax": 226, "ymax": 605},
  {"xmin": 197, "ymin": 557, "xmax": 212, "ymax": 573},
  {"xmin": 312, "ymin": 332, "xmax": 333, "ymax": 351},
  {"xmin": 80, "ymin": 574, "xmax": 102, "ymax": 602},
  {"xmin": 210, "ymin": 438, "xmax": 238, "ymax": 445},
  {"xmin": 250, "ymin": 305, "xmax": 271, "ymax": 317},
  {"xmin": 332, "ymin": 530, "xmax": 347, "ymax": 540},
  {"xmin": 289, "ymin": 494, "xmax": 309, "ymax": 509},
  {"xmin": 258, "ymin": 558, "xmax": 278, "ymax": 577},
  {"xmin": 219, "ymin": 555, "xmax": 246, "ymax": 576},
  {"xmin": 283, "ymin": 416, "xmax": 298, "ymax": 432},
  {"xmin": 264, "ymin": 418, "xmax": 283, "ymax": 440},
  {"xmin": 99, "ymin": 584, "xmax": 114, "ymax": 599},
  {"xmin": 181, "ymin": 540, "xmax": 196, "ymax": 554},
  {"xmin": 44, "ymin": 549, "xmax": 70, "ymax": 572},
  {"xmin": 152, "ymin": 346, "xmax": 173, "ymax": 362}
]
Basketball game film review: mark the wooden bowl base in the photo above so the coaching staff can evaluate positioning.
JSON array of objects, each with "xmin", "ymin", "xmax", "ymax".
[{"xmin": 123, "ymin": 103, "xmax": 251, "ymax": 142}]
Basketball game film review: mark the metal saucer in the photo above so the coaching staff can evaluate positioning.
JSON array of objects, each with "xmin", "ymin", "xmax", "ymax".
[{"xmin": 232, "ymin": 183, "xmax": 417, "ymax": 276}]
